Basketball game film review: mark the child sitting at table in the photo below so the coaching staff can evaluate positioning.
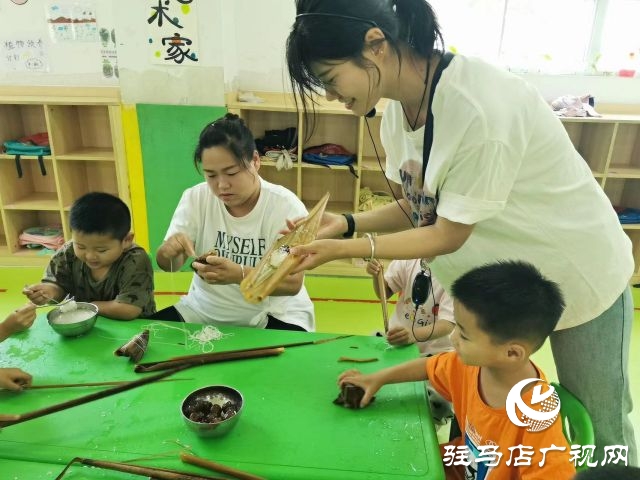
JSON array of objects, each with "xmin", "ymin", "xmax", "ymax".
[
  {"xmin": 367, "ymin": 259, "xmax": 455, "ymax": 355},
  {"xmin": 0, "ymin": 304, "xmax": 35, "ymax": 390},
  {"xmin": 340, "ymin": 260, "xmax": 576, "ymax": 479},
  {"xmin": 23, "ymin": 192, "xmax": 156, "ymax": 320},
  {"xmin": 367, "ymin": 258, "xmax": 456, "ymax": 427}
]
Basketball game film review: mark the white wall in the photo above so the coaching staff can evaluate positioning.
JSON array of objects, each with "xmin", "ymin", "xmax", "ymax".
[
  {"xmin": 1, "ymin": 0, "xmax": 638, "ymax": 106},
  {"xmin": 0, "ymin": 0, "xmax": 117, "ymax": 86}
]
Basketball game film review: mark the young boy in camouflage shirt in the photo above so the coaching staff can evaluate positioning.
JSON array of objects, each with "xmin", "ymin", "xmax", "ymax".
[{"xmin": 24, "ymin": 192, "xmax": 156, "ymax": 320}]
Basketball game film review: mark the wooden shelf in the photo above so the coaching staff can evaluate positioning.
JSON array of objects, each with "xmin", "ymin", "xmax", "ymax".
[
  {"xmin": 0, "ymin": 86, "xmax": 129, "ymax": 265},
  {"xmin": 3, "ymin": 192, "xmax": 59, "ymax": 210},
  {"xmin": 361, "ymin": 156, "xmax": 385, "ymax": 171},
  {"xmin": 607, "ymin": 166, "xmax": 640, "ymax": 178},
  {"xmin": 622, "ymin": 224, "xmax": 640, "ymax": 230},
  {"xmin": 55, "ymin": 147, "xmax": 114, "ymax": 161},
  {"xmin": 300, "ymin": 162, "xmax": 354, "ymax": 171},
  {"xmin": 0, "ymin": 154, "xmax": 53, "ymax": 161},
  {"xmin": 302, "ymin": 200, "xmax": 354, "ymax": 214}
]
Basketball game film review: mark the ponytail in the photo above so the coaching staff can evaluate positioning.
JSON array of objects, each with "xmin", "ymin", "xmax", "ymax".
[{"xmin": 393, "ymin": 0, "xmax": 443, "ymax": 58}]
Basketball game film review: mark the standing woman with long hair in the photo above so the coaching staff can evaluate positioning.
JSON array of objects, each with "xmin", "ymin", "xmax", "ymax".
[{"xmin": 286, "ymin": 0, "xmax": 636, "ymax": 465}]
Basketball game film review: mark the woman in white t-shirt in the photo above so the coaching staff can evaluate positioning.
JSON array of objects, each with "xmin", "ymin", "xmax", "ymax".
[
  {"xmin": 285, "ymin": 0, "xmax": 636, "ymax": 464},
  {"xmin": 150, "ymin": 114, "xmax": 315, "ymax": 332}
]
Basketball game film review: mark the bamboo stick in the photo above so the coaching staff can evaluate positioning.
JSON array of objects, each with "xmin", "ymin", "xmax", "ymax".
[
  {"xmin": 377, "ymin": 265, "xmax": 389, "ymax": 333},
  {"xmin": 180, "ymin": 452, "xmax": 266, "ymax": 480},
  {"xmin": 162, "ymin": 334, "xmax": 353, "ymax": 363},
  {"xmin": 0, "ymin": 365, "xmax": 189, "ymax": 429},
  {"xmin": 55, "ymin": 457, "xmax": 224, "ymax": 480},
  {"xmin": 134, "ymin": 347, "xmax": 285, "ymax": 373},
  {"xmin": 27, "ymin": 378, "xmax": 192, "ymax": 390}
]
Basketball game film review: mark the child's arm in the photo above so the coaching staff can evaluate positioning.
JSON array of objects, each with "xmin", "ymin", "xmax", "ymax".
[
  {"xmin": 338, "ymin": 357, "xmax": 428, "ymax": 408},
  {"xmin": 22, "ymin": 282, "xmax": 65, "ymax": 305},
  {"xmin": 366, "ymin": 260, "xmax": 393, "ymax": 300},
  {"xmin": 0, "ymin": 368, "xmax": 32, "ymax": 391},
  {"xmin": 156, "ymin": 233, "xmax": 196, "ymax": 272},
  {"xmin": 0, "ymin": 304, "xmax": 37, "ymax": 342},
  {"xmin": 91, "ymin": 300, "xmax": 141, "ymax": 321}
]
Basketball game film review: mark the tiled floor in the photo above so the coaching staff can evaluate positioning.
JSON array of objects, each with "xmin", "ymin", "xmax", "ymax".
[{"xmin": 1, "ymin": 267, "xmax": 638, "ymax": 445}]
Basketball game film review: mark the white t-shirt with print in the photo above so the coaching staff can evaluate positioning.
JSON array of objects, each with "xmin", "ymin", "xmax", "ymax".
[
  {"xmin": 165, "ymin": 179, "xmax": 315, "ymax": 331},
  {"xmin": 385, "ymin": 259, "xmax": 454, "ymax": 356},
  {"xmin": 381, "ymin": 55, "xmax": 633, "ymax": 330}
]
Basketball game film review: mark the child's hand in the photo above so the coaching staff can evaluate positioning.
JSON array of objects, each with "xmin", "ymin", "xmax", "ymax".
[
  {"xmin": 338, "ymin": 369, "xmax": 382, "ymax": 408},
  {"xmin": 193, "ymin": 256, "xmax": 242, "ymax": 285},
  {"xmin": 1, "ymin": 304, "xmax": 37, "ymax": 337},
  {"xmin": 22, "ymin": 283, "xmax": 61, "ymax": 306},
  {"xmin": 366, "ymin": 259, "xmax": 383, "ymax": 277},
  {"xmin": 386, "ymin": 326, "xmax": 414, "ymax": 346},
  {"xmin": 162, "ymin": 233, "xmax": 196, "ymax": 259},
  {"xmin": 0, "ymin": 368, "xmax": 32, "ymax": 391}
]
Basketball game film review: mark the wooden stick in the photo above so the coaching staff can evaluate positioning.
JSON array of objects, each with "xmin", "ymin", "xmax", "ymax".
[
  {"xmin": 55, "ymin": 457, "xmax": 224, "ymax": 480},
  {"xmin": 181, "ymin": 452, "xmax": 266, "ymax": 480},
  {"xmin": 338, "ymin": 356, "xmax": 379, "ymax": 363},
  {"xmin": 162, "ymin": 334, "xmax": 353, "ymax": 363},
  {"xmin": 0, "ymin": 365, "xmax": 189, "ymax": 429},
  {"xmin": 135, "ymin": 347, "xmax": 285, "ymax": 373},
  {"xmin": 377, "ymin": 265, "xmax": 389, "ymax": 333},
  {"xmin": 26, "ymin": 378, "xmax": 192, "ymax": 390}
]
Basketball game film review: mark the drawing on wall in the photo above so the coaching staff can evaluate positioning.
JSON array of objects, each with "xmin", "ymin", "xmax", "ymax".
[
  {"xmin": 2, "ymin": 37, "xmax": 48, "ymax": 72},
  {"xmin": 47, "ymin": 2, "xmax": 98, "ymax": 43},
  {"xmin": 147, "ymin": 0, "xmax": 199, "ymax": 65},
  {"xmin": 99, "ymin": 27, "xmax": 118, "ymax": 78}
]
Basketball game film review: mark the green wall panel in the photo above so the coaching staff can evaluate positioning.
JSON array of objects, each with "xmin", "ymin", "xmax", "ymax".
[{"xmin": 137, "ymin": 104, "xmax": 226, "ymax": 269}]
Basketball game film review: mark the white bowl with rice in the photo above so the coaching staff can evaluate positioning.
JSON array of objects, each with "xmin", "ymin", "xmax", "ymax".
[{"xmin": 47, "ymin": 301, "xmax": 98, "ymax": 337}]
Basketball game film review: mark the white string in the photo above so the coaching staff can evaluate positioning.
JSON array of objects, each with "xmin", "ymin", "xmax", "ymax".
[{"xmin": 142, "ymin": 322, "xmax": 232, "ymax": 353}]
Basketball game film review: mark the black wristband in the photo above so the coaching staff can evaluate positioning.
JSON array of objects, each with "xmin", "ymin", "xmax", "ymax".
[{"xmin": 342, "ymin": 213, "xmax": 355, "ymax": 238}]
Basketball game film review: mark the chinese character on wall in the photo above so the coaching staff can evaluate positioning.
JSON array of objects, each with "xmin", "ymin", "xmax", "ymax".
[
  {"xmin": 147, "ymin": 0, "xmax": 199, "ymax": 65},
  {"xmin": 2, "ymin": 37, "xmax": 48, "ymax": 72}
]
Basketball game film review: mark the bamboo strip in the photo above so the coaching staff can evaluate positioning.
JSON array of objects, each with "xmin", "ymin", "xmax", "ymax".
[
  {"xmin": 55, "ymin": 457, "xmax": 224, "ymax": 480},
  {"xmin": 0, "ymin": 365, "xmax": 189, "ymax": 429},
  {"xmin": 27, "ymin": 378, "xmax": 191, "ymax": 390},
  {"xmin": 180, "ymin": 452, "xmax": 266, "ymax": 480},
  {"xmin": 134, "ymin": 347, "xmax": 284, "ymax": 373}
]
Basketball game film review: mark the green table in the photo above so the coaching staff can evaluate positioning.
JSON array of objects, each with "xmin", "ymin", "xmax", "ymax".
[{"xmin": 0, "ymin": 316, "xmax": 445, "ymax": 480}]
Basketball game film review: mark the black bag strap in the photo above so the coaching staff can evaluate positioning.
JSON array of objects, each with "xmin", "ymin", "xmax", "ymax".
[
  {"xmin": 422, "ymin": 52, "xmax": 455, "ymax": 198},
  {"xmin": 37, "ymin": 155, "xmax": 47, "ymax": 176},
  {"xmin": 14, "ymin": 154, "xmax": 22, "ymax": 178}
]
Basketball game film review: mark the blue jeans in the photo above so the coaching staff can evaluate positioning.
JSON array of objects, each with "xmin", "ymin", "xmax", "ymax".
[{"xmin": 550, "ymin": 286, "xmax": 637, "ymax": 466}]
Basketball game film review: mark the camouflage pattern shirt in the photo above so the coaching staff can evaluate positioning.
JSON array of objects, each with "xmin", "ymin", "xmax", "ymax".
[{"xmin": 42, "ymin": 242, "xmax": 156, "ymax": 317}]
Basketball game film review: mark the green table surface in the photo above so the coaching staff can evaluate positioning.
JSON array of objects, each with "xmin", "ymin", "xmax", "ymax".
[{"xmin": 0, "ymin": 316, "xmax": 444, "ymax": 480}]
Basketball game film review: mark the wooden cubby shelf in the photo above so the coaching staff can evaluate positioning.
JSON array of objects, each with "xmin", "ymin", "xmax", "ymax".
[{"xmin": 0, "ymin": 86, "xmax": 129, "ymax": 266}]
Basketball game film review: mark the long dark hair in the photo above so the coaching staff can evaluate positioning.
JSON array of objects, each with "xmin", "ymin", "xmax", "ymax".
[
  {"xmin": 286, "ymin": 0, "xmax": 444, "ymax": 114},
  {"xmin": 193, "ymin": 113, "xmax": 256, "ymax": 172}
]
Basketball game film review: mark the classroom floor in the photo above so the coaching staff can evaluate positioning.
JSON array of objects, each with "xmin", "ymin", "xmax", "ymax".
[{"xmin": 1, "ymin": 267, "xmax": 639, "ymax": 444}]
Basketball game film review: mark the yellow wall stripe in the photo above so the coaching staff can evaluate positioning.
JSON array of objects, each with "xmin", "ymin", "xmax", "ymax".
[{"xmin": 121, "ymin": 105, "xmax": 150, "ymax": 251}]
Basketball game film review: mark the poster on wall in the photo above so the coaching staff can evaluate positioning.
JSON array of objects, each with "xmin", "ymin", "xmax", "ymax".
[
  {"xmin": 98, "ymin": 26, "xmax": 118, "ymax": 78},
  {"xmin": 147, "ymin": 0, "xmax": 199, "ymax": 65},
  {"xmin": 2, "ymin": 36, "xmax": 49, "ymax": 72},
  {"xmin": 47, "ymin": 1, "xmax": 98, "ymax": 43}
]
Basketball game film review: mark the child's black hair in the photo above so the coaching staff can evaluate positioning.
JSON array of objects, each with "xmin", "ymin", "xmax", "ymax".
[
  {"xmin": 69, "ymin": 192, "xmax": 131, "ymax": 241},
  {"xmin": 193, "ymin": 113, "xmax": 256, "ymax": 172},
  {"xmin": 574, "ymin": 465, "xmax": 640, "ymax": 480},
  {"xmin": 451, "ymin": 260, "xmax": 565, "ymax": 351}
]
